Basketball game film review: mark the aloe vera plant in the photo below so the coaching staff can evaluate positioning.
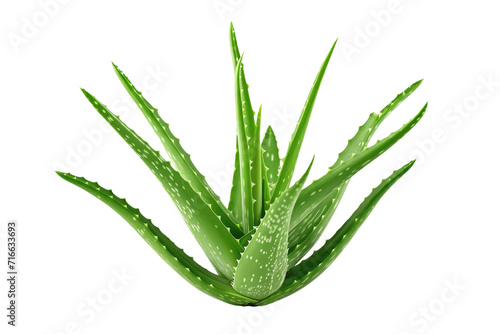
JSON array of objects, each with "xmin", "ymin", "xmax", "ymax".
[{"xmin": 57, "ymin": 24, "xmax": 427, "ymax": 306}]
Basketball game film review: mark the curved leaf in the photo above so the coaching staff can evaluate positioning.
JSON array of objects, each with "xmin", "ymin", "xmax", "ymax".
[
  {"xmin": 56, "ymin": 172, "xmax": 257, "ymax": 305},
  {"xmin": 81, "ymin": 89, "xmax": 243, "ymax": 279},
  {"xmin": 258, "ymin": 160, "xmax": 415, "ymax": 305},
  {"xmin": 290, "ymin": 103, "xmax": 427, "ymax": 229},
  {"xmin": 287, "ymin": 80, "xmax": 424, "ymax": 264}
]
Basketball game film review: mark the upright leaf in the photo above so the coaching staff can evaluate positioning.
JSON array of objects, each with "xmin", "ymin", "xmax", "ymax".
[
  {"xmin": 228, "ymin": 139, "xmax": 243, "ymax": 222},
  {"xmin": 262, "ymin": 158, "xmax": 271, "ymax": 214},
  {"xmin": 261, "ymin": 126, "xmax": 279, "ymax": 214},
  {"xmin": 262, "ymin": 126, "xmax": 280, "ymax": 188},
  {"xmin": 234, "ymin": 56, "xmax": 254, "ymax": 233},
  {"xmin": 272, "ymin": 40, "xmax": 337, "ymax": 202},
  {"xmin": 250, "ymin": 107, "xmax": 263, "ymax": 227},
  {"xmin": 233, "ymin": 159, "xmax": 314, "ymax": 299},
  {"xmin": 230, "ymin": 22, "xmax": 255, "ymax": 144},
  {"xmin": 228, "ymin": 23, "xmax": 253, "ymax": 227}
]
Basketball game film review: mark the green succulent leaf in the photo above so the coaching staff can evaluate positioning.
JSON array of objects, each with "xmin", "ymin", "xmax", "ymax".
[
  {"xmin": 262, "ymin": 126, "xmax": 280, "ymax": 188},
  {"xmin": 262, "ymin": 159, "xmax": 271, "ymax": 213},
  {"xmin": 233, "ymin": 158, "xmax": 314, "ymax": 300},
  {"xmin": 59, "ymin": 25, "xmax": 427, "ymax": 306},
  {"xmin": 271, "ymin": 40, "xmax": 337, "ymax": 202},
  {"xmin": 230, "ymin": 22, "xmax": 255, "ymax": 144},
  {"xmin": 257, "ymin": 160, "xmax": 415, "ymax": 305},
  {"xmin": 261, "ymin": 126, "xmax": 279, "ymax": 214},
  {"xmin": 229, "ymin": 23, "xmax": 258, "ymax": 231},
  {"xmin": 80, "ymin": 89, "xmax": 243, "ymax": 279},
  {"xmin": 56, "ymin": 172, "xmax": 257, "ymax": 305},
  {"xmin": 290, "ymin": 102, "xmax": 427, "ymax": 230},
  {"xmin": 287, "ymin": 80, "xmax": 424, "ymax": 265},
  {"xmin": 228, "ymin": 139, "xmax": 243, "ymax": 222},
  {"xmin": 330, "ymin": 79, "xmax": 423, "ymax": 170},
  {"xmin": 112, "ymin": 64, "xmax": 242, "ymax": 238},
  {"xmin": 287, "ymin": 195, "xmax": 335, "ymax": 269},
  {"xmin": 251, "ymin": 106, "xmax": 263, "ymax": 224},
  {"xmin": 234, "ymin": 56, "xmax": 255, "ymax": 233}
]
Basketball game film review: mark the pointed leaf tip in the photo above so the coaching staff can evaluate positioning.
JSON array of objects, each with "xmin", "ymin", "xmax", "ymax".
[
  {"xmin": 111, "ymin": 61, "xmax": 243, "ymax": 237},
  {"xmin": 58, "ymin": 172, "xmax": 255, "ymax": 305},
  {"xmin": 407, "ymin": 159, "xmax": 416, "ymax": 168},
  {"xmin": 331, "ymin": 39, "xmax": 338, "ymax": 51},
  {"xmin": 302, "ymin": 155, "xmax": 315, "ymax": 180},
  {"xmin": 395, "ymin": 159, "xmax": 416, "ymax": 177}
]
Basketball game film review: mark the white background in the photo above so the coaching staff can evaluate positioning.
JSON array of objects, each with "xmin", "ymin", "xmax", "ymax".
[{"xmin": 1, "ymin": 0, "xmax": 499, "ymax": 333}]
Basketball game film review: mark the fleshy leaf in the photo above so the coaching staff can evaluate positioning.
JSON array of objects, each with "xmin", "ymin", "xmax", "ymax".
[
  {"xmin": 262, "ymin": 126, "xmax": 280, "ymax": 188},
  {"xmin": 228, "ymin": 139, "xmax": 243, "ymax": 222},
  {"xmin": 59, "ymin": 25, "xmax": 428, "ymax": 306},
  {"xmin": 81, "ymin": 89, "xmax": 243, "ymax": 279},
  {"xmin": 56, "ymin": 172, "xmax": 257, "ymax": 305},
  {"xmin": 251, "ymin": 107, "xmax": 263, "ymax": 225},
  {"xmin": 271, "ymin": 40, "xmax": 337, "ymax": 202},
  {"xmin": 112, "ymin": 64, "xmax": 243, "ymax": 238},
  {"xmin": 257, "ymin": 160, "xmax": 415, "ymax": 305},
  {"xmin": 232, "ymin": 158, "xmax": 314, "ymax": 300},
  {"xmin": 290, "ymin": 103, "xmax": 427, "ymax": 230},
  {"xmin": 230, "ymin": 22, "xmax": 255, "ymax": 145},
  {"xmin": 261, "ymin": 126, "xmax": 279, "ymax": 214},
  {"xmin": 262, "ymin": 158, "xmax": 271, "ymax": 212},
  {"xmin": 287, "ymin": 80, "xmax": 424, "ymax": 263},
  {"xmin": 331, "ymin": 79, "xmax": 423, "ymax": 170},
  {"xmin": 234, "ymin": 56, "xmax": 254, "ymax": 233},
  {"xmin": 287, "ymin": 194, "xmax": 339, "ymax": 269}
]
